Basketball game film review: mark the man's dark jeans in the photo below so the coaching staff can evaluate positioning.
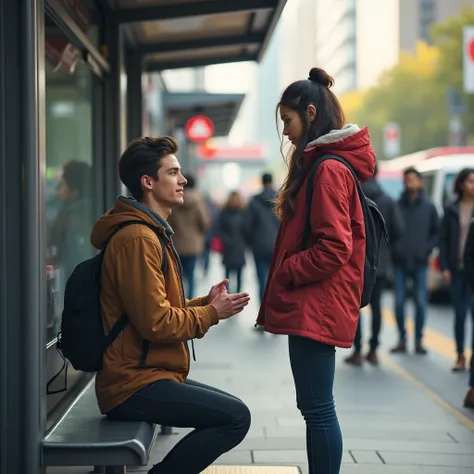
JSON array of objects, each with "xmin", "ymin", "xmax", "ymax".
[
  {"xmin": 354, "ymin": 277, "xmax": 385, "ymax": 352},
  {"xmin": 107, "ymin": 379, "xmax": 251, "ymax": 474},
  {"xmin": 289, "ymin": 336, "xmax": 343, "ymax": 474},
  {"xmin": 254, "ymin": 257, "xmax": 271, "ymax": 303},
  {"xmin": 394, "ymin": 267, "xmax": 428, "ymax": 343},
  {"xmin": 450, "ymin": 269, "xmax": 474, "ymax": 355}
]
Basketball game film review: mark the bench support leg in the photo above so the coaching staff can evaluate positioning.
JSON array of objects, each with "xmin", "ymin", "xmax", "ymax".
[{"xmin": 104, "ymin": 467, "xmax": 126, "ymax": 474}]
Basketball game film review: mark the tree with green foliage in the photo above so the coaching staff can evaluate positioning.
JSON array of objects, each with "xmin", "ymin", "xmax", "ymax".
[
  {"xmin": 341, "ymin": 6, "xmax": 474, "ymax": 159},
  {"xmin": 342, "ymin": 42, "xmax": 449, "ymax": 160}
]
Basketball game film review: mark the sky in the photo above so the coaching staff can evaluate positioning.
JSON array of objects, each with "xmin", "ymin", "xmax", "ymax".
[{"xmin": 205, "ymin": 62, "xmax": 258, "ymax": 146}]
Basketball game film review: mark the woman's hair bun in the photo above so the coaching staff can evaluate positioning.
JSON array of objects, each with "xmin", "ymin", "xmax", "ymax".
[{"xmin": 308, "ymin": 68, "xmax": 334, "ymax": 88}]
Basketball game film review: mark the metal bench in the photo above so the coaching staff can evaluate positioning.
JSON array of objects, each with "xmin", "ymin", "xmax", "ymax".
[{"xmin": 41, "ymin": 377, "xmax": 165, "ymax": 474}]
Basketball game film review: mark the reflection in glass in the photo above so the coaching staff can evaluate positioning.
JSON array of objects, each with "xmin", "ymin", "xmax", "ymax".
[
  {"xmin": 49, "ymin": 160, "xmax": 94, "ymax": 276},
  {"xmin": 57, "ymin": 0, "xmax": 100, "ymax": 47},
  {"xmin": 45, "ymin": 24, "xmax": 96, "ymax": 343}
]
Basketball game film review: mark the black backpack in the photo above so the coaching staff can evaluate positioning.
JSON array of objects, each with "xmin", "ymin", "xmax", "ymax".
[
  {"xmin": 302, "ymin": 154, "xmax": 388, "ymax": 308},
  {"xmin": 47, "ymin": 221, "xmax": 168, "ymax": 394}
]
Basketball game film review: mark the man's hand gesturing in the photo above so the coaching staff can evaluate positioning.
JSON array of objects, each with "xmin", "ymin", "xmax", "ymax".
[
  {"xmin": 211, "ymin": 291, "xmax": 250, "ymax": 320},
  {"xmin": 208, "ymin": 279, "xmax": 229, "ymax": 301}
]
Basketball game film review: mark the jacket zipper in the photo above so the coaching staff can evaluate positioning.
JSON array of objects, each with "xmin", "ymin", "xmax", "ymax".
[{"xmin": 166, "ymin": 237, "xmax": 197, "ymax": 362}]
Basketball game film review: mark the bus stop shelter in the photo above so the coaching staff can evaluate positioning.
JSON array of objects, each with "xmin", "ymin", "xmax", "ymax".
[{"xmin": 0, "ymin": 1, "xmax": 287, "ymax": 473}]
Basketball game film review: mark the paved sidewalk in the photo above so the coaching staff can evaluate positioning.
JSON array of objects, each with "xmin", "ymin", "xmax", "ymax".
[
  {"xmin": 144, "ymin": 256, "xmax": 474, "ymax": 474},
  {"xmin": 51, "ymin": 255, "xmax": 474, "ymax": 474}
]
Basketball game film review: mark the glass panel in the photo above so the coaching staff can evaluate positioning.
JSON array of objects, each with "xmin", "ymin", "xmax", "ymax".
[
  {"xmin": 422, "ymin": 173, "xmax": 435, "ymax": 198},
  {"xmin": 45, "ymin": 21, "xmax": 97, "ymax": 344},
  {"xmin": 444, "ymin": 172, "xmax": 457, "ymax": 206}
]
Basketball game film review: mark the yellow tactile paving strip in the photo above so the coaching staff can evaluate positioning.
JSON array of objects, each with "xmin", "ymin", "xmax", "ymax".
[
  {"xmin": 202, "ymin": 467, "xmax": 301, "ymax": 474},
  {"xmin": 376, "ymin": 308, "xmax": 474, "ymax": 431},
  {"xmin": 381, "ymin": 308, "xmax": 472, "ymax": 361}
]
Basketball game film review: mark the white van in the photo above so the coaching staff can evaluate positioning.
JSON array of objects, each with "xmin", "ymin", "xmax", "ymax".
[
  {"xmin": 414, "ymin": 155, "xmax": 474, "ymax": 214},
  {"xmin": 383, "ymin": 147, "xmax": 474, "ymax": 212}
]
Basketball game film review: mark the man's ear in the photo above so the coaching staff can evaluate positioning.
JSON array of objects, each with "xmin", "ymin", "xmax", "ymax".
[
  {"xmin": 306, "ymin": 104, "xmax": 316, "ymax": 123},
  {"xmin": 141, "ymin": 175, "xmax": 154, "ymax": 192}
]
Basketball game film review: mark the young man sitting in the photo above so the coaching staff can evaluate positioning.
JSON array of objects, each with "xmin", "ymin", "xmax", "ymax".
[{"xmin": 90, "ymin": 136, "xmax": 251, "ymax": 474}]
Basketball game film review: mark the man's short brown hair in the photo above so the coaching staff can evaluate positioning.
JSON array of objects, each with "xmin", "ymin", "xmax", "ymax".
[{"xmin": 119, "ymin": 136, "xmax": 179, "ymax": 201}]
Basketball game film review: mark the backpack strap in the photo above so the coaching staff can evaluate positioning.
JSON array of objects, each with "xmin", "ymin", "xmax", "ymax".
[
  {"xmin": 104, "ymin": 313, "xmax": 129, "ymax": 349},
  {"xmin": 102, "ymin": 221, "xmax": 170, "ymax": 353},
  {"xmin": 103, "ymin": 220, "xmax": 169, "ymax": 275},
  {"xmin": 302, "ymin": 153, "xmax": 364, "ymax": 250}
]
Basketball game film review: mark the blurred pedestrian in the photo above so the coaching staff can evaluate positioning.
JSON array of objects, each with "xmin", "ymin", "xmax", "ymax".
[
  {"xmin": 167, "ymin": 175, "xmax": 210, "ymax": 299},
  {"xmin": 462, "ymin": 216, "xmax": 474, "ymax": 408},
  {"xmin": 256, "ymin": 68, "xmax": 376, "ymax": 474},
  {"xmin": 441, "ymin": 168, "xmax": 474, "ymax": 371},
  {"xmin": 391, "ymin": 168, "xmax": 438, "ymax": 355},
  {"xmin": 218, "ymin": 191, "xmax": 247, "ymax": 293},
  {"xmin": 201, "ymin": 194, "xmax": 219, "ymax": 276},
  {"xmin": 345, "ymin": 164, "xmax": 404, "ymax": 366},
  {"xmin": 244, "ymin": 172, "xmax": 279, "ymax": 303}
]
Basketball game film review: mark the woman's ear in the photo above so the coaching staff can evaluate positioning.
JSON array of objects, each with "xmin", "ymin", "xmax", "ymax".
[{"xmin": 306, "ymin": 104, "xmax": 316, "ymax": 123}]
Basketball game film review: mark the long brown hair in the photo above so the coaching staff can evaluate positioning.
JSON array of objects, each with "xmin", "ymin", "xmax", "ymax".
[
  {"xmin": 224, "ymin": 190, "xmax": 245, "ymax": 210},
  {"xmin": 454, "ymin": 168, "xmax": 474, "ymax": 200},
  {"xmin": 275, "ymin": 68, "xmax": 345, "ymax": 220}
]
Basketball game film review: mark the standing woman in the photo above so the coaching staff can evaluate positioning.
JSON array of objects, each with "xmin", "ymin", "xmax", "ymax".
[
  {"xmin": 439, "ymin": 168, "xmax": 474, "ymax": 371},
  {"xmin": 256, "ymin": 68, "xmax": 375, "ymax": 474},
  {"xmin": 462, "ymin": 216, "xmax": 474, "ymax": 408},
  {"xmin": 218, "ymin": 191, "xmax": 247, "ymax": 293}
]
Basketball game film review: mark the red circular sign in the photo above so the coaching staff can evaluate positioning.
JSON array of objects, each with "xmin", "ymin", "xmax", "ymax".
[
  {"xmin": 468, "ymin": 39, "xmax": 474, "ymax": 62},
  {"xmin": 185, "ymin": 115, "xmax": 214, "ymax": 143}
]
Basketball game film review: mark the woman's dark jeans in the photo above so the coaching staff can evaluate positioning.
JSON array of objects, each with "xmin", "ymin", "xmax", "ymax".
[
  {"xmin": 107, "ymin": 379, "xmax": 251, "ymax": 474},
  {"xmin": 289, "ymin": 336, "xmax": 343, "ymax": 474},
  {"xmin": 450, "ymin": 269, "xmax": 474, "ymax": 355}
]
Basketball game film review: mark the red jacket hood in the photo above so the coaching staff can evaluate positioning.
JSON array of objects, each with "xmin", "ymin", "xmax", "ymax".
[{"xmin": 304, "ymin": 124, "xmax": 375, "ymax": 183}]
